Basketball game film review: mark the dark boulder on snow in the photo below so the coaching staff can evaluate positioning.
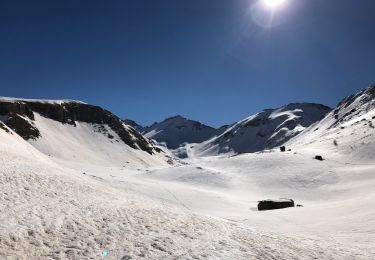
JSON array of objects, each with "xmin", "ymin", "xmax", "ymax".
[
  {"xmin": 314, "ymin": 155, "xmax": 324, "ymax": 161},
  {"xmin": 258, "ymin": 199, "xmax": 295, "ymax": 211},
  {"xmin": 280, "ymin": 146, "xmax": 286, "ymax": 152}
]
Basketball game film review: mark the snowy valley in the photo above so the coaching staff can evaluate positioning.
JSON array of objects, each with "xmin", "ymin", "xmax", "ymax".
[{"xmin": 0, "ymin": 85, "xmax": 375, "ymax": 259}]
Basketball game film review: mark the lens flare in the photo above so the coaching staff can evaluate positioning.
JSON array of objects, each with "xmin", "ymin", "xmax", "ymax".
[{"xmin": 264, "ymin": 0, "xmax": 286, "ymax": 8}]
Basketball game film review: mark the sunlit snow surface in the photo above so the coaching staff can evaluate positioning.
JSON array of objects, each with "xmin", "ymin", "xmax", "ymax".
[{"xmin": 0, "ymin": 90, "xmax": 374, "ymax": 259}]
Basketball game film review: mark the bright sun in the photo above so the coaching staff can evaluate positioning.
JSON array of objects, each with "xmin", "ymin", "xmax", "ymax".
[{"xmin": 263, "ymin": 0, "xmax": 286, "ymax": 8}]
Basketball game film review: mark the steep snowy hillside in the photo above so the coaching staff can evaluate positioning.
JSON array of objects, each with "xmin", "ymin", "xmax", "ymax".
[
  {"xmin": 194, "ymin": 103, "xmax": 331, "ymax": 156},
  {"xmin": 288, "ymin": 85, "xmax": 375, "ymax": 162},
  {"xmin": 142, "ymin": 115, "xmax": 219, "ymax": 149},
  {"xmin": 0, "ymin": 97, "xmax": 169, "ymax": 169}
]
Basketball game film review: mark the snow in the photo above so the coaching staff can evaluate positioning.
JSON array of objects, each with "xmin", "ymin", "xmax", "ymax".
[
  {"xmin": 0, "ymin": 96, "xmax": 86, "ymax": 105},
  {"xmin": 287, "ymin": 86, "xmax": 375, "ymax": 163},
  {"xmin": 193, "ymin": 103, "xmax": 331, "ymax": 156},
  {"xmin": 0, "ymin": 88, "xmax": 374, "ymax": 259},
  {"xmin": 1, "ymin": 117, "xmax": 375, "ymax": 259},
  {"xmin": 28, "ymin": 113, "xmax": 169, "ymax": 171},
  {"xmin": 143, "ymin": 115, "xmax": 219, "ymax": 149}
]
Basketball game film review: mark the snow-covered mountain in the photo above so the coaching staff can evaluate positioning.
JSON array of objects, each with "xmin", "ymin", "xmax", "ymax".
[
  {"xmin": 141, "ymin": 115, "xmax": 220, "ymax": 149},
  {"xmin": 193, "ymin": 103, "xmax": 332, "ymax": 156},
  {"xmin": 287, "ymin": 85, "xmax": 375, "ymax": 162},
  {"xmin": 0, "ymin": 97, "xmax": 170, "ymax": 169},
  {"xmin": 1, "ymin": 88, "xmax": 375, "ymax": 259}
]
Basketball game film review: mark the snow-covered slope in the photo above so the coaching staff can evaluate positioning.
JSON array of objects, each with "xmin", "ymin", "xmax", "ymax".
[
  {"xmin": 1, "ymin": 112, "xmax": 374, "ymax": 259},
  {"xmin": 142, "ymin": 115, "xmax": 220, "ymax": 149},
  {"xmin": 0, "ymin": 98, "xmax": 170, "ymax": 170},
  {"xmin": 287, "ymin": 85, "xmax": 375, "ymax": 162},
  {"xmin": 1, "ymin": 88, "xmax": 375, "ymax": 259},
  {"xmin": 194, "ymin": 103, "xmax": 331, "ymax": 156}
]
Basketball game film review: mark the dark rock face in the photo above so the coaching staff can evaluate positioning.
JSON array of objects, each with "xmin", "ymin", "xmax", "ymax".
[
  {"xmin": 5, "ymin": 114, "xmax": 40, "ymax": 140},
  {"xmin": 0, "ymin": 100, "xmax": 160, "ymax": 154},
  {"xmin": 0, "ymin": 102, "xmax": 34, "ymax": 120},
  {"xmin": 258, "ymin": 199, "xmax": 295, "ymax": 211}
]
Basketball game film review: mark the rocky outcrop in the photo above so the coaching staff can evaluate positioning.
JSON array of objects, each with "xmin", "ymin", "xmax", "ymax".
[
  {"xmin": 0, "ymin": 101, "xmax": 35, "ymax": 120},
  {"xmin": 0, "ymin": 99, "xmax": 161, "ymax": 154},
  {"xmin": 5, "ymin": 114, "xmax": 40, "ymax": 140}
]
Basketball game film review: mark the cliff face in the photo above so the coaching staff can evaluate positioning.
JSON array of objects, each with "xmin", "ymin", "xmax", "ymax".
[{"xmin": 0, "ymin": 99, "xmax": 161, "ymax": 155}]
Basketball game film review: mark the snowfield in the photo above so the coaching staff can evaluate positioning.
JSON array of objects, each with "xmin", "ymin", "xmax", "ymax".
[
  {"xmin": 1, "ymin": 119, "xmax": 374, "ymax": 259},
  {"xmin": 1, "ymin": 132, "xmax": 374, "ymax": 259},
  {"xmin": 0, "ymin": 87, "xmax": 374, "ymax": 259}
]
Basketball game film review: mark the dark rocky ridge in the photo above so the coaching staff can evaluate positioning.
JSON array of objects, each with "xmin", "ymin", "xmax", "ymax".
[{"xmin": 0, "ymin": 100, "xmax": 161, "ymax": 154}]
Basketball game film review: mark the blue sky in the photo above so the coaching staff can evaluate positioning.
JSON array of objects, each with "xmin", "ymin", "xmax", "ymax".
[{"xmin": 1, "ymin": 0, "xmax": 374, "ymax": 127}]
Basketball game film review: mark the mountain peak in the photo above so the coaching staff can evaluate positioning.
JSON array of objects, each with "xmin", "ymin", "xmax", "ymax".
[
  {"xmin": 164, "ymin": 115, "xmax": 186, "ymax": 122},
  {"xmin": 143, "ymin": 115, "xmax": 218, "ymax": 149}
]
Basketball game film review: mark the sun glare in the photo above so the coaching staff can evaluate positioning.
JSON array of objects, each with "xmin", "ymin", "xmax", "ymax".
[{"xmin": 263, "ymin": 0, "xmax": 286, "ymax": 8}]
